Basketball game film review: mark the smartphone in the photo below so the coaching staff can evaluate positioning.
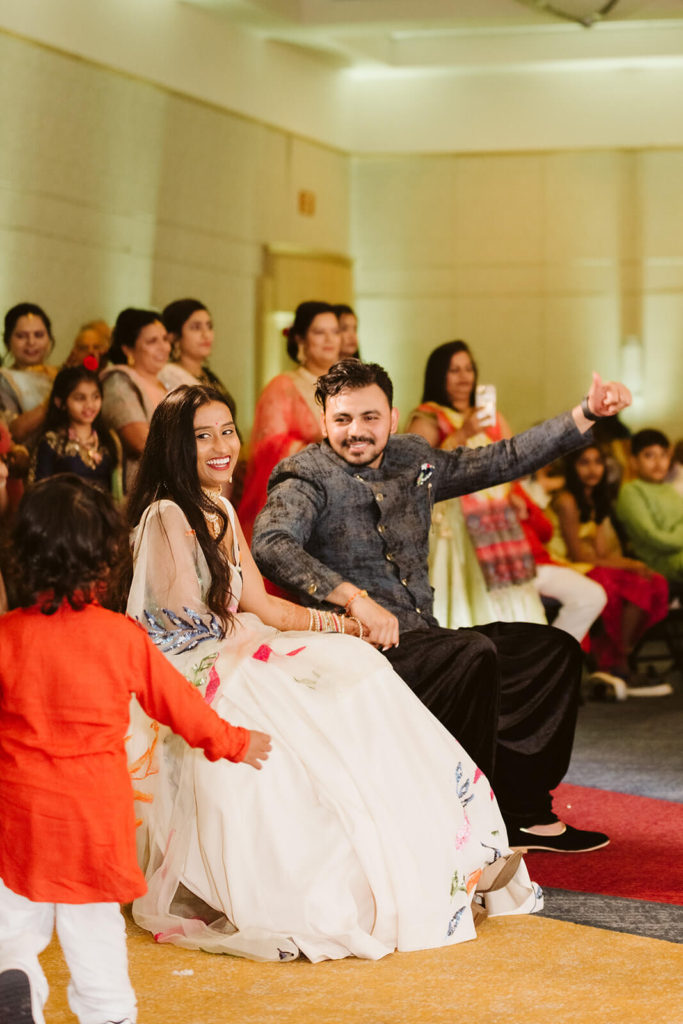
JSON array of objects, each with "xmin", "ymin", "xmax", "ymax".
[{"xmin": 475, "ymin": 384, "xmax": 497, "ymax": 428}]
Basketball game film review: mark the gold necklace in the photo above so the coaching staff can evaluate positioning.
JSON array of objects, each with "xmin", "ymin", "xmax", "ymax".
[{"xmin": 202, "ymin": 487, "xmax": 223, "ymax": 539}]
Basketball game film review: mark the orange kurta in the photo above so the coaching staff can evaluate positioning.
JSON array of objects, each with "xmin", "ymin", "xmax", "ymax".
[{"xmin": 0, "ymin": 601, "xmax": 249, "ymax": 904}]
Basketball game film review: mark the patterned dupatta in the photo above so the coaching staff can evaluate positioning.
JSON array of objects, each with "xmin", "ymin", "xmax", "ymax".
[
  {"xmin": 0, "ymin": 365, "xmax": 56, "ymax": 411},
  {"xmin": 417, "ymin": 401, "xmax": 536, "ymax": 591}
]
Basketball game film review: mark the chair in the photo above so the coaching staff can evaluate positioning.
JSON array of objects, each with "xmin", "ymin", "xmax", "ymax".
[{"xmin": 629, "ymin": 583, "xmax": 683, "ymax": 675}]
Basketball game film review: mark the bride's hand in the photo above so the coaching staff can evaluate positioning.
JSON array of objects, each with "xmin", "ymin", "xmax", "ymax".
[{"xmin": 242, "ymin": 730, "xmax": 272, "ymax": 770}]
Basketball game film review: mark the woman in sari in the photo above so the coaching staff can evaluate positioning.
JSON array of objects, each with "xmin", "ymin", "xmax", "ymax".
[
  {"xmin": 162, "ymin": 298, "xmax": 239, "ymax": 424},
  {"xmin": 406, "ymin": 341, "xmax": 546, "ymax": 628},
  {"xmin": 238, "ymin": 301, "xmax": 341, "ymax": 544},
  {"xmin": 100, "ymin": 308, "xmax": 194, "ymax": 492},
  {"xmin": 125, "ymin": 383, "xmax": 538, "ymax": 964},
  {"xmin": 0, "ymin": 303, "xmax": 58, "ymax": 449}
]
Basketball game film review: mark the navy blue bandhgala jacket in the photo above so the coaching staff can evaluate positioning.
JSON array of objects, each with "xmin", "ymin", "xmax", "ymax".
[{"xmin": 252, "ymin": 412, "xmax": 587, "ymax": 633}]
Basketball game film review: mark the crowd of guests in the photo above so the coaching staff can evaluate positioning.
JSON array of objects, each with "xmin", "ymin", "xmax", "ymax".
[
  {"xmin": 1, "ymin": 298, "xmax": 681, "ymax": 698},
  {"xmin": 402, "ymin": 338, "xmax": 682, "ymax": 700},
  {"xmin": 0, "ymin": 295, "xmax": 681, "ymax": 1022},
  {"xmin": 1, "ymin": 297, "xmax": 681, "ymax": 678}
]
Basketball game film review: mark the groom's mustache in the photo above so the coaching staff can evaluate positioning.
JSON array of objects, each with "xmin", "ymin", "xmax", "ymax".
[{"xmin": 342, "ymin": 436, "xmax": 374, "ymax": 446}]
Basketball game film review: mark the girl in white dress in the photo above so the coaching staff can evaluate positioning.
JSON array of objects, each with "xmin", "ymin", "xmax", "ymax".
[{"xmin": 125, "ymin": 384, "xmax": 541, "ymax": 963}]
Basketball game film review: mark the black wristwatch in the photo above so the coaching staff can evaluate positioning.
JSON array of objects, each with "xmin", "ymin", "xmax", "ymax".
[{"xmin": 580, "ymin": 397, "xmax": 600, "ymax": 421}]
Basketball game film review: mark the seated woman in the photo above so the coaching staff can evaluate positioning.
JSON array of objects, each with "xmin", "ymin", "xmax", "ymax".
[
  {"xmin": 406, "ymin": 340, "xmax": 546, "ymax": 628},
  {"xmin": 591, "ymin": 413, "xmax": 634, "ymax": 498},
  {"xmin": 551, "ymin": 445, "xmax": 670, "ymax": 699},
  {"xmin": 125, "ymin": 384, "xmax": 538, "ymax": 963},
  {"xmin": 100, "ymin": 308, "xmax": 194, "ymax": 492},
  {"xmin": 0, "ymin": 303, "xmax": 58, "ymax": 448},
  {"xmin": 30, "ymin": 366, "xmax": 122, "ymax": 497},
  {"xmin": 238, "ymin": 301, "xmax": 341, "ymax": 544}
]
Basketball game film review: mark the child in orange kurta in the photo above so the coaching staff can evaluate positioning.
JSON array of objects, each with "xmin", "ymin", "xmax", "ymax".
[{"xmin": 0, "ymin": 474, "xmax": 270, "ymax": 1024}]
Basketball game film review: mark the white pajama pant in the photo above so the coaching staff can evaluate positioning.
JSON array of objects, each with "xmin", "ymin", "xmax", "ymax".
[
  {"xmin": 533, "ymin": 563, "xmax": 607, "ymax": 643},
  {"xmin": 0, "ymin": 878, "xmax": 136, "ymax": 1024}
]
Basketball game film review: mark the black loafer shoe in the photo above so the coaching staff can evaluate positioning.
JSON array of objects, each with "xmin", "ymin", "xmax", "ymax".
[
  {"xmin": 0, "ymin": 969, "xmax": 35, "ymax": 1024},
  {"xmin": 507, "ymin": 823, "xmax": 610, "ymax": 853}
]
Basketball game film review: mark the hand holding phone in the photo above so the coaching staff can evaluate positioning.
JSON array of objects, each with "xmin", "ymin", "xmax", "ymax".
[{"xmin": 475, "ymin": 384, "xmax": 497, "ymax": 428}]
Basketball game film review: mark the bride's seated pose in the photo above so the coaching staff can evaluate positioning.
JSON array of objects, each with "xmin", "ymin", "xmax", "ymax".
[{"xmin": 125, "ymin": 384, "xmax": 540, "ymax": 963}]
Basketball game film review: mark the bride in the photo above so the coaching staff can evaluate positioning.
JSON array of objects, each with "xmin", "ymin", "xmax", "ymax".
[{"xmin": 125, "ymin": 384, "xmax": 541, "ymax": 963}]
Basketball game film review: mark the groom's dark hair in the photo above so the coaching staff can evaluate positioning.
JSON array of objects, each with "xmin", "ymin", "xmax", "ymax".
[{"xmin": 315, "ymin": 360, "xmax": 393, "ymax": 411}]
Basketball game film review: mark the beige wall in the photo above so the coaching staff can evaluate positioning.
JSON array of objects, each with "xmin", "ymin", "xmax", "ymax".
[
  {"xmin": 3, "ymin": 21, "xmax": 683, "ymax": 443},
  {"xmin": 0, "ymin": 0, "xmax": 348, "ymax": 150},
  {"xmin": 352, "ymin": 149, "xmax": 683, "ymax": 440},
  {"xmin": 340, "ymin": 63, "xmax": 683, "ymax": 154},
  {"xmin": 4, "ymin": 0, "xmax": 683, "ymax": 156},
  {"xmin": 0, "ymin": 31, "xmax": 351, "ymax": 425}
]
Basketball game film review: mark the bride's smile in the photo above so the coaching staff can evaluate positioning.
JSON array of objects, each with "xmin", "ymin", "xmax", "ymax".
[{"xmin": 194, "ymin": 399, "xmax": 240, "ymax": 487}]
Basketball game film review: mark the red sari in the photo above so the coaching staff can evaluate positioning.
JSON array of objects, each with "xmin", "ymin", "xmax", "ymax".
[
  {"xmin": 548, "ymin": 510, "xmax": 669, "ymax": 672},
  {"xmin": 239, "ymin": 368, "xmax": 322, "ymax": 545}
]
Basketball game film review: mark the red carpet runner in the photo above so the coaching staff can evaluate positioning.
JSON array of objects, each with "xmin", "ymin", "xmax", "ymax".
[{"xmin": 522, "ymin": 783, "xmax": 683, "ymax": 905}]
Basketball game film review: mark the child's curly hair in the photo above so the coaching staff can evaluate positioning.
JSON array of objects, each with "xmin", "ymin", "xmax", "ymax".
[{"xmin": 6, "ymin": 474, "xmax": 130, "ymax": 613}]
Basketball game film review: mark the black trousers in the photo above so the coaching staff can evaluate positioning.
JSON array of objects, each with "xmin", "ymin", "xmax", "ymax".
[{"xmin": 383, "ymin": 622, "xmax": 582, "ymax": 828}]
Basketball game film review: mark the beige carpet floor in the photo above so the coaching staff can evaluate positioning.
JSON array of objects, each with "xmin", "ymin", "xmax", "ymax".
[{"xmin": 39, "ymin": 910, "xmax": 683, "ymax": 1024}]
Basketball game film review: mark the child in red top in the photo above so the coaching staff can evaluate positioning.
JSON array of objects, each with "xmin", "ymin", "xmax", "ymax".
[{"xmin": 0, "ymin": 475, "xmax": 270, "ymax": 1024}]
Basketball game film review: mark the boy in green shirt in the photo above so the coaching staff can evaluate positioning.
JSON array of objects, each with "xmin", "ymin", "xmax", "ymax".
[{"xmin": 616, "ymin": 429, "xmax": 683, "ymax": 583}]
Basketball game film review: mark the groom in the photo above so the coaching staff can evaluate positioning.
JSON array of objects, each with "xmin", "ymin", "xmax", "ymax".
[{"xmin": 252, "ymin": 360, "xmax": 631, "ymax": 853}]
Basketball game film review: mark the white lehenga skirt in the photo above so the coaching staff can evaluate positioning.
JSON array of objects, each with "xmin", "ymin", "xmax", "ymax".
[{"xmin": 128, "ymin": 616, "xmax": 541, "ymax": 963}]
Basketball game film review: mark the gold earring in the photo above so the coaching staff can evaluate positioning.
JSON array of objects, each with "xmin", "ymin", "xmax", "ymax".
[
  {"xmin": 126, "ymin": 353, "xmax": 135, "ymax": 368},
  {"xmin": 297, "ymin": 342, "xmax": 306, "ymax": 365}
]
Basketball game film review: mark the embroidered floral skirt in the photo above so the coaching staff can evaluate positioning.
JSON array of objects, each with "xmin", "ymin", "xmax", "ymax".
[{"xmin": 128, "ymin": 616, "xmax": 540, "ymax": 962}]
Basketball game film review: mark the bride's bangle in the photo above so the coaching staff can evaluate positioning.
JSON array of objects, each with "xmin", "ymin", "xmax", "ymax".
[
  {"xmin": 307, "ymin": 608, "xmax": 346, "ymax": 634},
  {"xmin": 345, "ymin": 615, "xmax": 364, "ymax": 641}
]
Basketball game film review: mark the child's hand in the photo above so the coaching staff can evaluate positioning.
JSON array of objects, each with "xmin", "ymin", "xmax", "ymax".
[{"xmin": 242, "ymin": 730, "xmax": 272, "ymax": 770}]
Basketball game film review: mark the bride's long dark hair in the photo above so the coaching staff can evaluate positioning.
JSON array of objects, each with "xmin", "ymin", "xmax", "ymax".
[{"xmin": 126, "ymin": 384, "xmax": 235, "ymax": 634}]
